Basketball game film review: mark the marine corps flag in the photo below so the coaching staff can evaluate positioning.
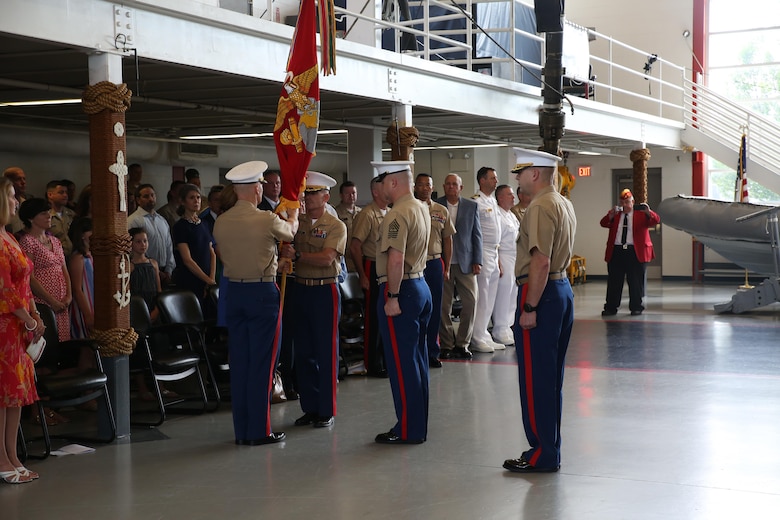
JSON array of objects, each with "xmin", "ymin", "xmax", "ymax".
[{"xmin": 273, "ymin": 0, "xmax": 337, "ymax": 214}]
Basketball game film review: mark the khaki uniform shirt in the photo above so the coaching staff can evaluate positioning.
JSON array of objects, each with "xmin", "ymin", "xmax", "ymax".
[
  {"xmin": 351, "ymin": 201, "xmax": 386, "ymax": 260},
  {"xmin": 49, "ymin": 207, "xmax": 75, "ymax": 257},
  {"xmin": 293, "ymin": 211, "xmax": 347, "ymax": 279},
  {"xmin": 213, "ymin": 200, "xmax": 294, "ymax": 279},
  {"xmin": 515, "ymin": 185, "xmax": 576, "ymax": 278},
  {"xmin": 335, "ymin": 202, "xmax": 361, "ymax": 270},
  {"xmin": 8, "ymin": 195, "xmax": 26, "ymax": 233},
  {"xmin": 425, "ymin": 200, "xmax": 456, "ymax": 258},
  {"xmin": 511, "ymin": 203, "xmax": 527, "ymax": 223},
  {"xmin": 376, "ymin": 193, "xmax": 430, "ymax": 279}
]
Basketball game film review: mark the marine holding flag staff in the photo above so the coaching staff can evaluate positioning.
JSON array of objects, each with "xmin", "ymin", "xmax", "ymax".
[
  {"xmin": 372, "ymin": 161, "xmax": 433, "ymax": 445},
  {"xmin": 281, "ymin": 172, "xmax": 346, "ymax": 429},
  {"xmin": 213, "ymin": 161, "xmax": 299, "ymax": 446},
  {"xmin": 599, "ymin": 189, "xmax": 660, "ymax": 317},
  {"xmin": 504, "ymin": 148, "xmax": 576, "ymax": 473}
]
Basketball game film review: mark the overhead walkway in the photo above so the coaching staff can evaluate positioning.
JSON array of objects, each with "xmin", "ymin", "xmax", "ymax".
[{"xmin": 2, "ymin": 0, "xmax": 780, "ymax": 175}]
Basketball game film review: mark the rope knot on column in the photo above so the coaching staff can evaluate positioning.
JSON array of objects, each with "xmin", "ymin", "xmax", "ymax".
[
  {"xmin": 91, "ymin": 233, "xmax": 132, "ymax": 256},
  {"xmin": 386, "ymin": 124, "xmax": 419, "ymax": 161},
  {"xmin": 92, "ymin": 327, "xmax": 138, "ymax": 357},
  {"xmin": 82, "ymin": 81, "xmax": 132, "ymax": 114}
]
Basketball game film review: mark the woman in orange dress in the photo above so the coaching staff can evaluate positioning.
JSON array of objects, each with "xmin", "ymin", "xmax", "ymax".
[{"xmin": 0, "ymin": 177, "xmax": 45, "ymax": 484}]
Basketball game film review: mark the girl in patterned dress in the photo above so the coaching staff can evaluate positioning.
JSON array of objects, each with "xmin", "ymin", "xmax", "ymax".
[
  {"xmin": 0, "ymin": 178, "xmax": 44, "ymax": 484},
  {"xmin": 68, "ymin": 217, "xmax": 94, "ymax": 339}
]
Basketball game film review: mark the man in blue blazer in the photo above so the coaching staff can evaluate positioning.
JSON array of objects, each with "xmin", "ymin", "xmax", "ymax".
[{"xmin": 437, "ymin": 174, "xmax": 482, "ymax": 359}]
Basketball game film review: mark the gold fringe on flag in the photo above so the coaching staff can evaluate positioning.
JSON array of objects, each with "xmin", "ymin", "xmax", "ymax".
[{"xmin": 318, "ymin": 0, "xmax": 337, "ymax": 75}]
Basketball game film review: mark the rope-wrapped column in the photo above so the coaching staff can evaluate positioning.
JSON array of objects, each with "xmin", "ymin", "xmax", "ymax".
[
  {"xmin": 82, "ymin": 81, "xmax": 138, "ymax": 356},
  {"xmin": 630, "ymin": 148, "xmax": 651, "ymax": 204},
  {"xmin": 386, "ymin": 122, "xmax": 419, "ymax": 161}
]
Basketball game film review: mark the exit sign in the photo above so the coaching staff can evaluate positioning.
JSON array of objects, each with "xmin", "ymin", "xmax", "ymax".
[{"xmin": 578, "ymin": 166, "xmax": 592, "ymax": 177}]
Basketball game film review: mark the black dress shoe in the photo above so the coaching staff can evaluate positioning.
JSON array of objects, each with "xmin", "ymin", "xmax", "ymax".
[
  {"xmin": 284, "ymin": 387, "xmax": 299, "ymax": 401},
  {"xmin": 367, "ymin": 369, "xmax": 388, "ymax": 378},
  {"xmin": 601, "ymin": 309, "xmax": 617, "ymax": 316},
  {"xmin": 429, "ymin": 357, "xmax": 442, "ymax": 368},
  {"xmin": 238, "ymin": 432, "xmax": 286, "ymax": 445},
  {"xmin": 375, "ymin": 430, "xmax": 424, "ymax": 445},
  {"xmin": 439, "ymin": 350, "xmax": 453, "ymax": 359},
  {"xmin": 294, "ymin": 412, "xmax": 317, "ymax": 426},
  {"xmin": 451, "ymin": 347, "xmax": 473, "ymax": 360},
  {"xmin": 630, "ymin": 309, "xmax": 643, "ymax": 316},
  {"xmin": 503, "ymin": 457, "xmax": 559, "ymax": 473},
  {"xmin": 314, "ymin": 416, "xmax": 334, "ymax": 428}
]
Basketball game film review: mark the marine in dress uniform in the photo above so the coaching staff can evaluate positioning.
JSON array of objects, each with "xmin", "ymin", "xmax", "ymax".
[
  {"xmin": 505, "ymin": 148, "xmax": 576, "ymax": 473},
  {"xmin": 491, "ymin": 184, "xmax": 520, "ymax": 346},
  {"xmin": 282, "ymin": 172, "xmax": 346, "ymax": 429},
  {"xmin": 599, "ymin": 189, "xmax": 660, "ymax": 316},
  {"xmin": 213, "ymin": 161, "xmax": 298, "ymax": 446},
  {"xmin": 414, "ymin": 173, "xmax": 455, "ymax": 367},
  {"xmin": 470, "ymin": 167, "xmax": 505, "ymax": 353},
  {"xmin": 372, "ymin": 161, "xmax": 433, "ymax": 445},
  {"xmin": 349, "ymin": 177, "xmax": 389, "ymax": 377},
  {"xmin": 334, "ymin": 180, "xmax": 362, "ymax": 272}
]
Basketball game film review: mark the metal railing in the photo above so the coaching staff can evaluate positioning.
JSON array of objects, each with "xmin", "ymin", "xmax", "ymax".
[
  {"xmin": 683, "ymin": 77, "xmax": 780, "ymax": 179},
  {"xmin": 244, "ymin": 0, "xmax": 780, "ymax": 178}
]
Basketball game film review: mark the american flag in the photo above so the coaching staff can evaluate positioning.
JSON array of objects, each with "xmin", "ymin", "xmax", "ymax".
[{"xmin": 736, "ymin": 132, "xmax": 749, "ymax": 203}]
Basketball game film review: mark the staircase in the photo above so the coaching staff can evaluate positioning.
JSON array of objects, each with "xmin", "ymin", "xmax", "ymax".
[{"xmin": 681, "ymin": 78, "xmax": 780, "ymax": 194}]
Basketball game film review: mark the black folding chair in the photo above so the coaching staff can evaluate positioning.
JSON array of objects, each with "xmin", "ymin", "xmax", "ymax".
[
  {"xmin": 28, "ymin": 303, "xmax": 116, "ymax": 459},
  {"xmin": 156, "ymin": 291, "xmax": 229, "ymax": 405},
  {"xmin": 129, "ymin": 296, "xmax": 209, "ymax": 426}
]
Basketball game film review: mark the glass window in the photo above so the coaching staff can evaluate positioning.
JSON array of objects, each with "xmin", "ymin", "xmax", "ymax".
[{"xmin": 707, "ymin": 1, "xmax": 780, "ymax": 202}]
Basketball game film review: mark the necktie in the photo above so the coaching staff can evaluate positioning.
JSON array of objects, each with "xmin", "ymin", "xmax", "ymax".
[{"xmin": 621, "ymin": 213, "xmax": 628, "ymax": 245}]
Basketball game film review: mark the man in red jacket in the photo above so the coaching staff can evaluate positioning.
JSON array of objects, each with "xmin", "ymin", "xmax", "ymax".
[{"xmin": 600, "ymin": 189, "xmax": 660, "ymax": 316}]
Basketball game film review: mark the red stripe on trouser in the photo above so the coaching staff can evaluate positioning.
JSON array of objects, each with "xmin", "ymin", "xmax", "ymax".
[
  {"xmin": 384, "ymin": 290, "xmax": 408, "ymax": 438},
  {"xmin": 520, "ymin": 283, "xmax": 541, "ymax": 466},
  {"xmin": 266, "ymin": 285, "xmax": 283, "ymax": 436},
  {"xmin": 329, "ymin": 284, "xmax": 340, "ymax": 415},
  {"xmin": 436, "ymin": 257, "xmax": 445, "ymax": 345},
  {"xmin": 363, "ymin": 258, "xmax": 372, "ymax": 366}
]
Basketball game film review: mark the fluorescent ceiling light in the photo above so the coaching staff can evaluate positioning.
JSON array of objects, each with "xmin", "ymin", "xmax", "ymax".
[
  {"xmin": 181, "ymin": 133, "xmax": 265, "ymax": 140},
  {"xmin": 437, "ymin": 143, "xmax": 509, "ymax": 149},
  {"xmin": 0, "ymin": 98, "xmax": 82, "ymax": 107},
  {"xmin": 381, "ymin": 143, "xmax": 510, "ymax": 151},
  {"xmin": 577, "ymin": 151, "xmax": 602, "ymax": 156},
  {"xmin": 382, "ymin": 146, "xmax": 438, "ymax": 152},
  {"xmin": 181, "ymin": 129, "xmax": 348, "ymax": 140}
]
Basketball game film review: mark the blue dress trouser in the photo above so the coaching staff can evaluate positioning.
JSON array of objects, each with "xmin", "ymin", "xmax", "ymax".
[
  {"xmin": 293, "ymin": 283, "xmax": 341, "ymax": 417},
  {"xmin": 226, "ymin": 281, "xmax": 281, "ymax": 441},
  {"xmin": 423, "ymin": 257, "xmax": 444, "ymax": 360},
  {"xmin": 362, "ymin": 259, "xmax": 385, "ymax": 373},
  {"xmin": 377, "ymin": 278, "xmax": 433, "ymax": 441},
  {"xmin": 513, "ymin": 278, "xmax": 574, "ymax": 468}
]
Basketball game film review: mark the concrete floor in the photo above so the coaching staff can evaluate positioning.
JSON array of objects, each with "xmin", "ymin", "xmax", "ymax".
[{"xmin": 7, "ymin": 280, "xmax": 780, "ymax": 519}]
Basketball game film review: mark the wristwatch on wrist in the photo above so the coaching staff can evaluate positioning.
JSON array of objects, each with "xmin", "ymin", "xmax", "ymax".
[
  {"xmin": 523, "ymin": 302, "xmax": 538, "ymax": 313},
  {"xmin": 386, "ymin": 292, "xmax": 400, "ymax": 298}
]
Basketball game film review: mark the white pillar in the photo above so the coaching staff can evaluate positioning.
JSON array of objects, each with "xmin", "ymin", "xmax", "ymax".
[
  {"xmin": 88, "ymin": 52, "xmax": 123, "ymax": 84},
  {"xmin": 347, "ymin": 124, "xmax": 383, "ymax": 204}
]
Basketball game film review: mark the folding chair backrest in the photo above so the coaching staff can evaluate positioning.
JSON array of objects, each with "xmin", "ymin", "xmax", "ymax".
[{"xmin": 157, "ymin": 291, "xmax": 204, "ymax": 326}]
